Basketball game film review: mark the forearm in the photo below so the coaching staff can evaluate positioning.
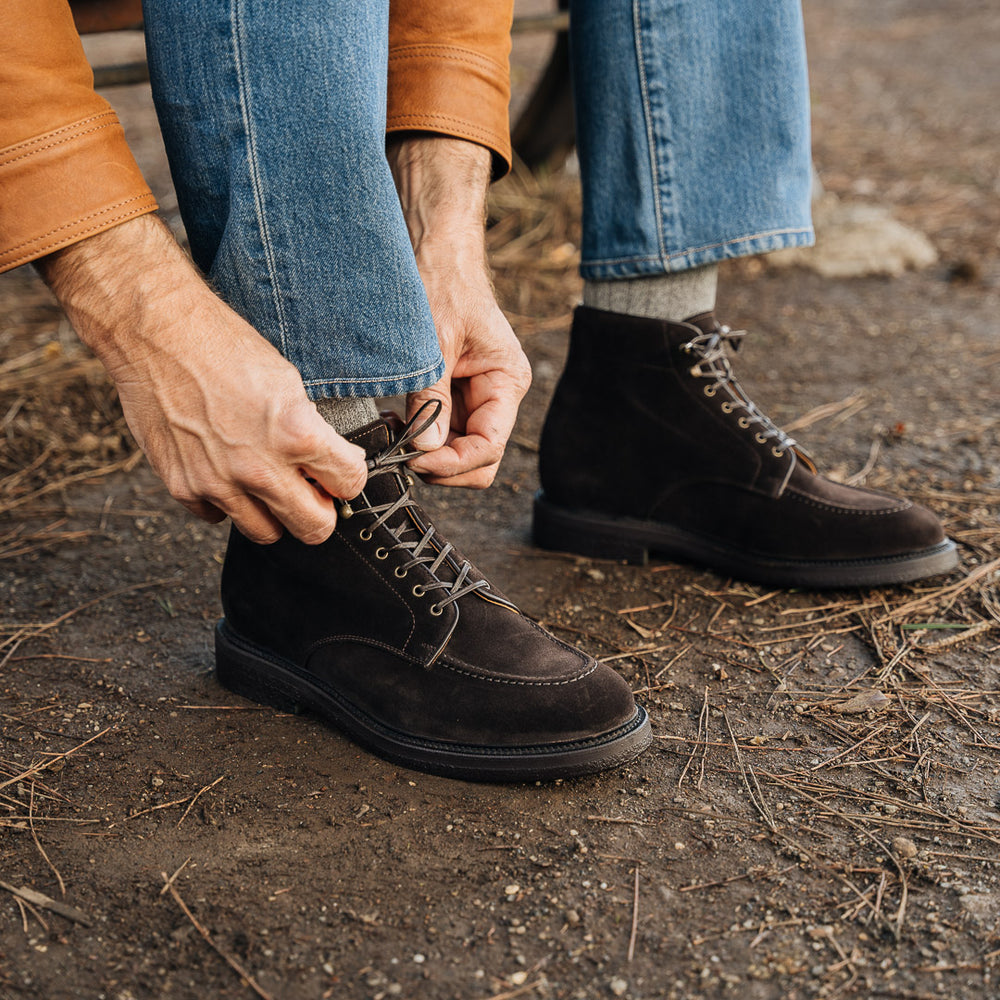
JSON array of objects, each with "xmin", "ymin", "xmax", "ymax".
[
  {"xmin": 35, "ymin": 214, "xmax": 206, "ymax": 376},
  {"xmin": 386, "ymin": 135, "xmax": 492, "ymax": 269},
  {"xmin": 387, "ymin": 135, "xmax": 530, "ymax": 487}
]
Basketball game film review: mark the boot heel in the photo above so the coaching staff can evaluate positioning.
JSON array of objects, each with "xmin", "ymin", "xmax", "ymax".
[
  {"xmin": 532, "ymin": 493, "xmax": 649, "ymax": 566},
  {"xmin": 214, "ymin": 622, "xmax": 308, "ymax": 715}
]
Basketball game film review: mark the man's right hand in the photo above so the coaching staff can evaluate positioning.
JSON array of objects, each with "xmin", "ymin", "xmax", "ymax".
[{"xmin": 36, "ymin": 215, "xmax": 368, "ymax": 544}]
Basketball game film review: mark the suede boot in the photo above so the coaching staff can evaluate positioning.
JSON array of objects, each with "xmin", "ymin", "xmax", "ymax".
[
  {"xmin": 534, "ymin": 306, "xmax": 958, "ymax": 587},
  {"xmin": 216, "ymin": 407, "xmax": 651, "ymax": 781}
]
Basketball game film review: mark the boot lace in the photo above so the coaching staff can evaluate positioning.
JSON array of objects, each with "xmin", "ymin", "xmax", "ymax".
[
  {"xmin": 682, "ymin": 324, "xmax": 797, "ymax": 459},
  {"xmin": 337, "ymin": 402, "xmax": 490, "ymax": 617}
]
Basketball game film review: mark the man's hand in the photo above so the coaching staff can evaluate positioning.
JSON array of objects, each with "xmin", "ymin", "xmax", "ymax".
[
  {"xmin": 387, "ymin": 136, "xmax": 530, "ymax": 488},
  {"xmin": 36, "ymin": 215, "xmax": 368, "ymax": 544}
]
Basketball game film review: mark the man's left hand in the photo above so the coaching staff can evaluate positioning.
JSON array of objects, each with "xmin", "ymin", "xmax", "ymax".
[{"xmin": 387, "ymin": 136, "xmax": 530, "ymax": 488}]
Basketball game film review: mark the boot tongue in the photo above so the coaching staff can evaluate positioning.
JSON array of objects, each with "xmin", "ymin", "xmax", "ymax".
[
  {"xmin": 347, "ymin": 418, "xmax": 393, "ymax": 460},
  {"xmin": 681, "ymin": 311, "xmax": 720, "ymax": 336}
]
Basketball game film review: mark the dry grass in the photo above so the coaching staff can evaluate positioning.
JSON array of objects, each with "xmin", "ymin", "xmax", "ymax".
[
  {"xmin": 488, "ymin": 161, "xmax": 585, "ymax": 336},
  {"xmin": 0, "ymin": 305, "xmax": 139, "ymax": 518}
]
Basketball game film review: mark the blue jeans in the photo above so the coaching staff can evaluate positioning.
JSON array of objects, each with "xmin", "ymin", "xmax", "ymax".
[
  {"xmin": 142, "ymin": 0, "xmax": 444, "ymax": 400},
  {"xmin": 142, "ymin": 1, "xmax": 814, "ymax": 398},
  {"xmin": 571, "ymin": 0, "xmax": 815, "ymax": 278}
]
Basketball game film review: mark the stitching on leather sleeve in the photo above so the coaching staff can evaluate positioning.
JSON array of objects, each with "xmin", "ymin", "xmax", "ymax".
[
  {"xmin": 385, "ymin": 114, "xmax": 504, "ymax": 148},
  {"xmin": 0, "ymin": 111, "xmax": 121, "ymax": 167},
  {"xmin": 0, "ymin": 197, "xmax": 157, "ymax": 270},
  {"xmin": 388, "ymin": 45, "xmax": 506, "ymax": 75}
]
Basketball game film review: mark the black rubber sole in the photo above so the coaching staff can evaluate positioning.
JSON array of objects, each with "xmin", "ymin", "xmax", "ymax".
[
  {"xmin": 214, "ymin": 621, "xmax": 652, "ymax": 783},
  {"xmin": 533, "ymin": 492, "xmax": 960, "ymax": 588}
]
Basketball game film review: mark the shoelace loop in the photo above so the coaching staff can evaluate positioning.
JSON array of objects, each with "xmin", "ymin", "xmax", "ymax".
[{"xmin": 682, "ymin": 324, "xmax": 797, "ymax": 458}]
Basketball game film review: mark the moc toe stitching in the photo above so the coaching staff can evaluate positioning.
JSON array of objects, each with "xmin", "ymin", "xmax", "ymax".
[
  {"xmin": 783, "ymin": 489, "xmax": 914, "ymax": 516},
  {"xmin": 435, "ymin": 654, "xmax": 599, "ymax": 687}
]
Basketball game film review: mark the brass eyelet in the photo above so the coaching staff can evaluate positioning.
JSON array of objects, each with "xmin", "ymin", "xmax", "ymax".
[
  {"xmin": 738, "ymin": 416, "xmax": 751, "ymax": 428},
  {"xmin": 429, "ymin": 603, "xmax": 443, "ymax": 617},
  {"xmin": 358, "ymin": 528, "xmax": 373, "ymax": 542},
  {"xmin": 755, "ymin": 432, "xmax": 768, "ymax": 445},
  {"xmin": 721, "ymin": 402, "xmax": 734, "ymax": 414},
  {"xmin": 703, "ymin": 384, "xmax": 717, "ymax": 397},
  {"xmin": 772, "ymin": 446, "xmax": 786, "ymax": 459},
  {"xmin": 394, "ymin": 566, "xmax": 408, "ymax": 579},
  {"xmin": 375, "ymin": 547, "xmax": 388, "ymax": 560},
  {"xmin": 412, "ymin": 584, "xmax": 425, "ymax": 598}
]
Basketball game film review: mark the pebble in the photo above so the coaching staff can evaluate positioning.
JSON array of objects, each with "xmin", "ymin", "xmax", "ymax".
[
  {"xmin": 609, "ymin": 977, "xmax": 628, "ymax": 996},
  {"xmin": 892, "ymin": 836, "xmax": 918, "ymax": 859}
]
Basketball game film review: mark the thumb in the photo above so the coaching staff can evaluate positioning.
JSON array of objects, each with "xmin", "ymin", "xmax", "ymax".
[{"xmin": 406, "ymin": 382, "xmax": 452, "ymax": 451}]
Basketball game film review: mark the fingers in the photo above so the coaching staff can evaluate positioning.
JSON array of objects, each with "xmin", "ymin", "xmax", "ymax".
[
  {"xmin": 406, "ymin": 385, "xmax": 452, "ymax": 452},
  {"xmin": 218, "ymin": 496, "xmax": 287, "ymax": 544},
  {"xmin": 181, "ymin": 498, "xmax": 228, "ymax": 525},
  {"xmin": 296, "ymin": 420, "xmax": 369, "ymax": 501},
  {"xmin": 163, "ymin": 405, "xmax": 370, "ymax": 546},
  {"xmin": 236, "ymin": 416, "xmax": 368, "ymax": 545},
  {"xmin": 417, "ymin": 460, "xmax": 502, "ymax": 489},
  {"xmin": 180, "ymin": 493, "xmax": 286, "ymax": 544},
  {"xmin": 408, "ymin": 373, "xmax": 522, "ymax": 482}
]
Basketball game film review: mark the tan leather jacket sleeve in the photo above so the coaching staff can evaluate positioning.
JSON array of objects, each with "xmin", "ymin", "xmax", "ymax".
[
  {"xmin": 0, "ymin": 0, "xmax": 156, "ymax": 273},
  {"xmin": 388, "ymin": 1, "xmax": 514, "ymax": 177}
]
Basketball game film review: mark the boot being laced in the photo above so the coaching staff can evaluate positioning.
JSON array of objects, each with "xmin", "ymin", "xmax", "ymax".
[{"xmin": 216, "ymin": 396, "xmax": 651, "ymax": 781}]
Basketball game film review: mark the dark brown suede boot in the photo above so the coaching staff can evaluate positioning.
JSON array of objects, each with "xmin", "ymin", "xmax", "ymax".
[
  {"xmin": 534, "ymin": 306, "xmax": 958, "ymax": 587},
  {"xmin": 216, "ymin": 408, "xmax": 650, "ymax": 782}
]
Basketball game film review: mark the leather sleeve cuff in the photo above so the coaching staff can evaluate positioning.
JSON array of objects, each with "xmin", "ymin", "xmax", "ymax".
[
  {"xmin": 0, "ymin": 111, "xmax": 157, "ymax": 273},
  {"xmin": 386, "ymin": 44, "xmax": 512, "ymax": 179}
]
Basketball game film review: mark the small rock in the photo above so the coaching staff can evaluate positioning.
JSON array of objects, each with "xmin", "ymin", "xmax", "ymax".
[
  {"xmin": 609, "ymin": 977, "xmax": 628, "ymax": 997},
  {"xmin": 892, "ymin": 836, "xmax": 918, "ymax": 859},
  {"xmin": 565, "ymin": 909, "xmax": 581, "ymax": 926},
  {"xmin": 831, "ymin": 689, "xmax": 890, "ymax": 714}
]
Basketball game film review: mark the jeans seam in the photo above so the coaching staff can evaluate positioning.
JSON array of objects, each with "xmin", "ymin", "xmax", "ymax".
[
  {"xmin": 581, "ymin": 226, "xmax": 815, "ymax": 267},
  {"xmin": 302, "ymin": 358, "xmax": 444, "ymax": 390},
  {"xmin": 632, "ymin": 0, "xmax": 668, "ymax": 262},
  {"xmin": 230, "ymin": 0, "xmax": 289, "ymax": 358}
]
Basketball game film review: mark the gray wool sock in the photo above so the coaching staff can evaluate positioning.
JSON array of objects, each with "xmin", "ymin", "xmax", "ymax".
[
  {"xmin": 583, "ymin": 264, "xmax": 718, "ymax": 322},
  {"xmin": 315, "ymin": 396, "xmax": 380, "ymax": 437}
]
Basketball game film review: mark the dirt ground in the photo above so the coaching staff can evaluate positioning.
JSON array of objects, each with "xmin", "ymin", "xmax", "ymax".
[{"xmin": 2, "ymin": 2, "xmax": 999, "ymax": 998}]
